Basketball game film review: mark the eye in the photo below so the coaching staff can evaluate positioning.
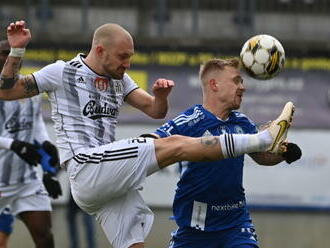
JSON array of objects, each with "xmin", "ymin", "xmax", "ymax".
[{"xmin": 233, "ymin": 76, "xmax": 243, "ymax": 85}]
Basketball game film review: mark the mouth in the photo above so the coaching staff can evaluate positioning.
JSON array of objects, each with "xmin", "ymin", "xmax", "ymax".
[
  {"xmin": 118, "ymin": 67, "xmax": 126, "ymax": 73},
  {"xmin": 236, "ymin": 94, "xmax": 243, "ymax": 103}
]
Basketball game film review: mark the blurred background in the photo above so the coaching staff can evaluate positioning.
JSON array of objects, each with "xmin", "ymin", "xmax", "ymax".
[{"xmin": 1, "ymin": 0, "xmax": 330, "ymax": 247}]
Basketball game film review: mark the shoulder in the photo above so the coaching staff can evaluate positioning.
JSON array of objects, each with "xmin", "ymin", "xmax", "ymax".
[
  {"xmin": 232, "ymin": 111, "xmax": 252, "ymax": 122},
  {"xmin": 67, "ymin": 54, "xmax": 84, "ymax": 69},
  {"xmin": 172, "ymin": 105, "xmax": 206, "ymax": 128},
  {"xmin": 231, "ymin": 111, "xmax": 257, "ymax": 131},
  {"xmin": 35, "ymin": 60, "xmax": 65, "ymax": 76},
  {"xmin": 122, "ymin": 73, "xmax": 137, "ymax": 86}
]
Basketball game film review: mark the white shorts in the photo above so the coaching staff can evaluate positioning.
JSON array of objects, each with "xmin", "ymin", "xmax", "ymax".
[
  {"xmin": 0, "ymin": 180, "xmax": 52, "ymax": 216},
  {"xmin": 67, "ymin": 137, "xmax": 159, "ymax": 248}
]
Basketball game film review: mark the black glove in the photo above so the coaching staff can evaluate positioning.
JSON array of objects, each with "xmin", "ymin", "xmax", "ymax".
[
  {"xmin": 43, "ymin": 172, "xmax": 62, "ymax": 199},
  {"xmin": 10, "ymin": 140, "xmax": 40, "ymax": 166},
  {"xmin": 42, "ymin": 141, "xmax": 60, "ymax": 168},
  {"xmin": 282, "ymin": 142, "xmax": 302, "ymax": 164}
]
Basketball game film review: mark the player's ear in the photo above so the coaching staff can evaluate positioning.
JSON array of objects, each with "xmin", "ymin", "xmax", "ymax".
[
  {"xmin": 209, "ymin": 78, "xmax": 218, "ymax": 91},
  {"xmin": 95, "ymin": 45, "xmax": 104, "ymax": 56}
]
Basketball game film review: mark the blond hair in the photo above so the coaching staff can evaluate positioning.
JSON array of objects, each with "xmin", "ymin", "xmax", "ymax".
[{"xmin": 199, "ymin": 58, "xmax": 240, "ymax": 83}]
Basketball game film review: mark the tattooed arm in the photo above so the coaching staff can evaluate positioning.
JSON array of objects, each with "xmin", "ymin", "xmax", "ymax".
[
  {"xmin": 0, "ymin": 56, "xmax": 38, "ymax": 100},
  {"xmin": 0, "ymin": 20, "xmax": 38, "ymax": 100}
]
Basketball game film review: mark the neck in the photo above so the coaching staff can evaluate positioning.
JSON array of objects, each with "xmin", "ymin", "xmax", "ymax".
[
  {"xmin": 84, "ymin": 53, "xmax": 103, "ymax": 75},
  {"xmin": 202, "ymin": 101, "xmax": 231, "ymax": 120}
]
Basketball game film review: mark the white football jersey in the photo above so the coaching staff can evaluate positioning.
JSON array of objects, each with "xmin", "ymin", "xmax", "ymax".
[
  {"xmin": 33, "ymin": 54, "xmax": 139, "ymax": 164},
  {"xmin": 0, "ymin": 96, "xmax": 48, "ymax": 187}
]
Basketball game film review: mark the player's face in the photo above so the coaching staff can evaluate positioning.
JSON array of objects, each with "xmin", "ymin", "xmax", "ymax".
[
  {"xmin": 215, "ymin": 66, "xmax": 245, "ymax": 110},
  {"xmin": 0, "ymin": 49, "xmax": 9, "ymax": 70},
  {"xmin": 101, "ymin": 38, "xmax": 134, "ymax": 79}
]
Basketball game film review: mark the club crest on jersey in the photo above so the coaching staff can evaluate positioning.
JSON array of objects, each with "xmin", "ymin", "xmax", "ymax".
[
  {"xmin": 94, "ymin": 77, "xmax": 109, "ymax": 92},
  {"xmin": 234, "ymin": 125, "xmax": 244, "ymax": 134}
]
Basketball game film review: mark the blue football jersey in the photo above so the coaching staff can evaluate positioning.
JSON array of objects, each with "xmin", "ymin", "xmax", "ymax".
[{"xmin": 155, "ymin": 105, "xmax": 258, "ymax": 231}]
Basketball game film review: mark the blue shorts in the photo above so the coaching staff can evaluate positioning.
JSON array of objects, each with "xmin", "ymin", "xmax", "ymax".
[
  {"xmin": 169, "ymin": 222, "xmax": 259, "ymax": 248},
  {"xmin": 0, "ymin": 207, "xmax": 14, "ymax": 234}
]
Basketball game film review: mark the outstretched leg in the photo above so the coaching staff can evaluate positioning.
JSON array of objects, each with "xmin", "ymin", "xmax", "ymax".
[{"xmin": 154, "ymin": 102, "xmax": 294, "ymax": 168}]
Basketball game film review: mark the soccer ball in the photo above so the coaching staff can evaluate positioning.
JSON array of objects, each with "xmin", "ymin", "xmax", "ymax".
[{"xmin": 240, "ymin": 34, "xmax": 285, "ymax": 80}]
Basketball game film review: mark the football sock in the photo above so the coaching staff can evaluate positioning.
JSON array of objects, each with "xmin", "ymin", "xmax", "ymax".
[{"xmin": 218, "ymin": 130, "xmax": 272, "ymax": 158}]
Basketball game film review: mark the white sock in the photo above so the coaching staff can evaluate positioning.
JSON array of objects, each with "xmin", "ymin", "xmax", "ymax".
[{"xmin": 218, "ymin": 130, "xmax": 272, "ymax": 158}]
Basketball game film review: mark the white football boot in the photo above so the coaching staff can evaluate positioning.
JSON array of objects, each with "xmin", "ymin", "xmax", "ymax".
[{"xmin": 266, "ymin": 101, "xmax": 295, "ymax": 154}]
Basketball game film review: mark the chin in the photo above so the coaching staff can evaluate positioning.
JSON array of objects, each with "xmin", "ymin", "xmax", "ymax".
[
  {"xmin": 233, "ymin": 103, "xmax": 241, "ymax": 110},
  {"xmin": 111, "ymin": 73, "xmax": 124, "ymax": 80}
]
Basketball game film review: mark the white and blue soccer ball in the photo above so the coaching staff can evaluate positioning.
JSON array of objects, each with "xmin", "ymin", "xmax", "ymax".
[{"xmin": 240, "ymin": 34, "xmax": 285, "ymax": 80}]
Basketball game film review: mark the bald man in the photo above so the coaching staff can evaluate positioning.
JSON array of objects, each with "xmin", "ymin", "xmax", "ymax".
[{"xmin": 0, "ymin": 21, "xmax": 295, "ymax": 248}]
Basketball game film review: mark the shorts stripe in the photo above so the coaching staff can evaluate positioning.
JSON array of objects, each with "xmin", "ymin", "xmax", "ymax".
[
  {"xmin": 104, "ymin": 147, "xmax": 138, "ymax": 153},
  {"xmin": 73, "ymin": 147, "xmax": 139, "ymax": 164}
]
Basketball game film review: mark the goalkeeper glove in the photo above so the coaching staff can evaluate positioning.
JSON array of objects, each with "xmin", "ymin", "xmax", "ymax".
[
  {"xmin": 282, "ymin": 142, "xmax": 302, "ymax": 164},
  {"xmin": 41, "ymin": 141, "xmax": 60, "ymax": 168},
  {"xmin": 34, "ymin": 140, "xmax": 60, "ymax": 174},
  {"xmin": 10, "ymin": 140, "xmax": 40, "ymax": 166},
  {"xmin": 43, "ymin": 172, "xmax": 62, "ymax": 199}
]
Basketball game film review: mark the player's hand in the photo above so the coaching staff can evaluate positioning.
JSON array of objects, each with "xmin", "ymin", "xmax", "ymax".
[
  {"xmin": 43, "ymin": 172, "xmax": 62, "ymax": 199},
  {"xmin": 152, "ymin": 78, "xmax": 175, "ymax": 99},
  {"xmin": 42, "ymin": 141, "xmax": 60, "ymax": 168},
  {"xmin": 281, "ymin": 142, "xmax": 302, "ymax": 164},
  {"xmin": 7, "ymin": 20, "xmax": 31, "ymax": 48},
  {"xmin": 10, "ymin": 140, "xmax": 40, "ymax": 166}
]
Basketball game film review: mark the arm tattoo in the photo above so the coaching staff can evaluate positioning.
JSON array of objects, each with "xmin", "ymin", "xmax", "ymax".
[
  {"xmin": 23, "ymin": 75, "xmax": 38, "ymax": 96},
  {"xmin": 0, "ymin": 77, "xmax": 18, "ymax": 89},
  {"xmin": 0, "ymin": 60, "xmax": 21, "ymax": 89},
  {"xmin": 200, "ymin": 137, "xmax": 219, "ymax": 146}
]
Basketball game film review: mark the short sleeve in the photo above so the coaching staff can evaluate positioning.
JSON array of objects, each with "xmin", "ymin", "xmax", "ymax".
[
  {"xmin": 32, "ymin": 61, "xmax": 65, "ymax": 93},
  {"xmin": 154, "ymin": 120, "xmax": 180, "ymax": 138},
  {"xmin": 122, "ymin": 73, "xmax": 139, "ymax": 97}
]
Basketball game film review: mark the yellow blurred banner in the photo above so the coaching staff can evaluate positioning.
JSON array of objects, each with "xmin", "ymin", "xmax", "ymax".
[{"xmin": 24, "ymin": 49, "xmax": 330, "ymax": 70}]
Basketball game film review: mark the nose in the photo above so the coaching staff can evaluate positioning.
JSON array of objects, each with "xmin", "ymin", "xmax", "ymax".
[
  {"xmin": 123, "ymin": 59, "xmax": 130, "ymax": 69},
  {"xmin": 239, "ymin": 82, "xmax": 246, "ymax": 91}
]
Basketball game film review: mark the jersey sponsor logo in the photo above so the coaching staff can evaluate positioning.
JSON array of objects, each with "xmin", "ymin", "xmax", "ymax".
[
  {"xmin": 94, "ymin": 77, "xmax": 109, "ymax": 92},
  {"xmin": 211, "ymin": 200, "xmax": 246, "ymax": 211},
  {"xmin": 4, "ymin": 117, "xmax": 32, "ymax": 133},
  {"xmin": 82, "ymin": 100, "xmax": 119, "ymax": 119}
]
